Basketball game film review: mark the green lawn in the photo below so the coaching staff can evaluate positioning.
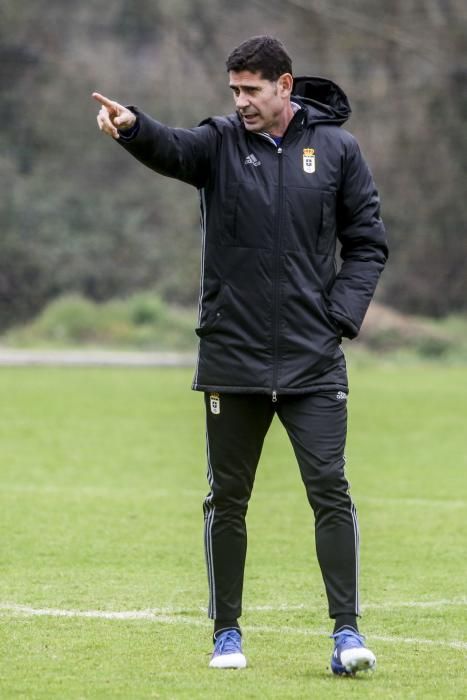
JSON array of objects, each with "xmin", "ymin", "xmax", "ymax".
[{"xmin": 0, "ymin": 363, "xmax": 466, "ymax": 698}]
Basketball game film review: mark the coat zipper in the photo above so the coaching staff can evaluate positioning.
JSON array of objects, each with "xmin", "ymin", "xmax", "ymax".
[{"xmin": 272, "ymin": 146, "xmax": 284, "ymax": 402}]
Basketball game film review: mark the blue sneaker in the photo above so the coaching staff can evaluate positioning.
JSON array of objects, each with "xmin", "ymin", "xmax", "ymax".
[
  {"xmin": 209, "ymin": 629, "xmax": 247, "ymax": 669},
  {"xmin": 331, "ymin": 628, "xmax": 376, "ymax": 675}
]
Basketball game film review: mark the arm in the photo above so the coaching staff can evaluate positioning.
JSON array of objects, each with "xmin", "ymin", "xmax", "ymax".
[
  {"xmin": 92, "ymin": 92, "xmax": 217, "ymax": 189},
  {"xmin": 328, "ymin": 136, "xmax": 388, "ymax": 339}
]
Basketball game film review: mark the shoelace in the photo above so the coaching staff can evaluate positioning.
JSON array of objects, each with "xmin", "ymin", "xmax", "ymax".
[
  {"xmin": 331, "ymin": 630, "xmax": 365, "ymax": 650},
  {"xmin": 214, "ymin": 630, "xmax": 241, "ymax": 654},
  {"xmin": 331, "ymin": 630, "xmax": 365, "ymax": 649}
]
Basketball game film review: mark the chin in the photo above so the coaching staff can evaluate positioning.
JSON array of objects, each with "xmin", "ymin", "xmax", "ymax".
[{"xmin": 244, "ymin": 121, "xmax": 262, "ymax": 133}]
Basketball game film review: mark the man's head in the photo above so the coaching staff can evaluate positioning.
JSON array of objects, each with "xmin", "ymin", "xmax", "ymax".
[
  {"xmin": 226, "ymin": 35, "xmax": 293, "ymax": 81},
  {"xmin": 226, "ymin": 36, "xmax": 294, "ymax": 136}
]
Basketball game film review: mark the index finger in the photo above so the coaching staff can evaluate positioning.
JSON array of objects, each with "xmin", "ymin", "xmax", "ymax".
[{"xmin": 92, "ymin": 92, "xmax": 117, "ymax": 110}]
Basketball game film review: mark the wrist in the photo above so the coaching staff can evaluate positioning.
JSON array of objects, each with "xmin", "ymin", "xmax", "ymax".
[{"xmin": 118, "ymin": 112, "xmax": 139, "ymax": 140}]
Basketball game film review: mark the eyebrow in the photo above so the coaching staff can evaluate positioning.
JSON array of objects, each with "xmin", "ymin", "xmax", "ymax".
[{"xmin": 229, "ymin": 84, "xmax": 261, "ymax": 91}]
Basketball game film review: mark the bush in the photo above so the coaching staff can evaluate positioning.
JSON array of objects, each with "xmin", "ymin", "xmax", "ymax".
[{"xmin": 2, "ymin": 293, "xmax": 197, "ymax": 351}]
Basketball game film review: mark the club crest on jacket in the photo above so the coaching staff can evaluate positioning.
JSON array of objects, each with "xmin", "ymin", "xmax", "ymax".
[{"xmin": 303, "ymin": 147, "xmax": 316, "ymax": 173}]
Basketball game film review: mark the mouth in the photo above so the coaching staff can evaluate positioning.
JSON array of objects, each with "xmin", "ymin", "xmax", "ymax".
[{"xmin": 241, "ymin": 112, "xmax": 259, "ymax": 123}]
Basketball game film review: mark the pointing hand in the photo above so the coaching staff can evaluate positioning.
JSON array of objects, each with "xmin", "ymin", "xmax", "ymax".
[{"xmin": 92, "ymin": 92, "xmax": 136, "ymax": 139}]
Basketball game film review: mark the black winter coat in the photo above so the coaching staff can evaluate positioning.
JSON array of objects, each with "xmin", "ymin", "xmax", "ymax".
[{"xmin": 119, "ymin": 76, "xmax": 388, "ymax": 397}]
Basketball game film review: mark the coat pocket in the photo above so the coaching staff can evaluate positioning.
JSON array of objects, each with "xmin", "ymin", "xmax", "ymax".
[
  {"xmin": 284, "ymin": 187, "xmax": 336, "ymax": 255},
  {"xmin": 320, "ymin": 289, "xmax": 342, "ymax": 341},
  {"xmin": 195, "ymin": 284, "xmax": 227, "ymax": 337},
  {"xmin": 218, "ymin": 183, "xmax": 239, "ymax": 245},
  {"xmin": 317, "ymin": 191, "xmax": 337, "ymax": 255}
]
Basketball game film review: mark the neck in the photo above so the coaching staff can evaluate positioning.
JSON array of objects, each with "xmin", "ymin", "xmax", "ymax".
[{"xmin": 269, "ymin": 102, "xmax": 296, "ymax": 137}]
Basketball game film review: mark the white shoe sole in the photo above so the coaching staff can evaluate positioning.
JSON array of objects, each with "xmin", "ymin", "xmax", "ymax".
[
  {"xmin": 340, "ymin": 647, "xmax": 376, "ymax": 673},
  {"xmin": 209, "ymin": 652, "xmax": 247, "ymax": 669}
]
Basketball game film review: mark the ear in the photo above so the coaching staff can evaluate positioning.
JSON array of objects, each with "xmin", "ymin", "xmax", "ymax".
[{"xmin": 278, "ymin": 73, "xmax": 293, "ymax": 97}]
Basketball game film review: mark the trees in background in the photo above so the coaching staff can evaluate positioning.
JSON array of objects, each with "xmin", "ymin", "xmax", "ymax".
[{"xmin": 1, "ymin": 0, "xmax": 466, "ymax": 330}]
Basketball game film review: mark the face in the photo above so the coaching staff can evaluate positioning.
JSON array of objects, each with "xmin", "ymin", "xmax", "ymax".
[{"xmin": 229, "ymin": 70, "xmax": 293, "ymax": 136}]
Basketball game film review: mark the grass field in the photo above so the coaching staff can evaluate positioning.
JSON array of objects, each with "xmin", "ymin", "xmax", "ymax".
[{"xmin": 0, "ymin": 363, "xmax": 466, "ymax": 698}]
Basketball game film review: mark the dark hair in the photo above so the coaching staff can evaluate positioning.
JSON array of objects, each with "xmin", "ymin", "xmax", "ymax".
[{"xmin": 226, "ymin": 35, "xmax": 293, "ymax": 81}]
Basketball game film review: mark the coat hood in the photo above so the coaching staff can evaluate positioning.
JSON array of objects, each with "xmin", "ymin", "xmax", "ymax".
[{"xmin": 292, "ymin": 76, "xmax": 351, "ymax": 125}]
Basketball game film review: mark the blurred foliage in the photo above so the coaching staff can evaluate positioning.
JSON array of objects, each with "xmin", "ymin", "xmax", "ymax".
[
  {"xmin": 3, "ymin": 293, "xmax": 197, "ymax": 350},
  {"xmin": 1, "ymin": 0, "xmax": 467, "ymax": 331},
  {"xmin": 5, "ymin": 292, "xmax": 467, "ymax": 362},
  {"xmin": 356, "ymin": 302, "xmax": 467, "ymax": 361}
]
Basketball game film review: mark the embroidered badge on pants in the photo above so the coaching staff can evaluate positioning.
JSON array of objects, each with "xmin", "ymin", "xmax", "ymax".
[{"xmin": 210, "ymin": 392, "xmax": 221, "ymax": 415}]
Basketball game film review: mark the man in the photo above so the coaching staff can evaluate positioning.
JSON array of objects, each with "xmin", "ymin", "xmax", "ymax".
[{"xmin": 93, "ymin": 35, "xmax": 388, "ymax": 675}]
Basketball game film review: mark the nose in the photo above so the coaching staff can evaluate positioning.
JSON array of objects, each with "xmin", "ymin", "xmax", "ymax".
[{"xmin": 235, "ymin": 91, "xmax": 249, "ymax": 110}]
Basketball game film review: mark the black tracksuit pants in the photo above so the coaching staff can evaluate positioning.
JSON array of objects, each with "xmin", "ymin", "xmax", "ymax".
[{"xmin": 203, "ymin": 391, "xmax": 359, "ymax": 623}]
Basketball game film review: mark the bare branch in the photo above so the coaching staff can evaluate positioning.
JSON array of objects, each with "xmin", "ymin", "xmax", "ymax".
[{"xmin": 260, "ymin": 0, "xmax": 450, "ymax": 68}]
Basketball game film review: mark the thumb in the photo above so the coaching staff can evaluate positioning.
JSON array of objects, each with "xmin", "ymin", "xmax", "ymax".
[{"xmin": 113, "ymin": 108, "xmax": 136, "ymax": 130}]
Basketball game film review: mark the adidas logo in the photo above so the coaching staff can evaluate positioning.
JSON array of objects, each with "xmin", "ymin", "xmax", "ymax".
[
  {"xmin": 244, "ymin": 153, "xmax": 261, "ymax": 167},
  {"xmin": 336, "ymin": 391, "xmax": 347, "ymax": 401}
]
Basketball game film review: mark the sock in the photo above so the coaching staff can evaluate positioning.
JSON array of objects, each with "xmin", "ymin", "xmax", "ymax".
[
  {"xmin": 213, "ymin": 619, "xmax": 240, "ymax": 640},
  {"xmin": 333, "ymin": 616, "xmax": 359, "ymax": 635}
]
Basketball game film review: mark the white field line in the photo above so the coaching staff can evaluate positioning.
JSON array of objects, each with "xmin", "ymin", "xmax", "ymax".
[
  {"xmin": 357, "ymin": 496, "xmax": 466, "ymax": 509},
  {"xmin": 0, "ymin": 350, "xmax": 195, "ymax": 367},
  {"xmin": 248, "ymin": 598, "xmax": 467, "ymax": 612},
  {"xmin": 1, "ymin": 483, "xmax": 465, "ymax": 509},
  {"xmin": 1, "ymin": 598, "xmax": 465, "ymax": 617},
  {"xmin": 1, "ymin": 602, "xmax": 466, "ymax": 650},
  {"xmin": 364, "ymin": 598, "xmax": 467, "ymax": 610}
]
